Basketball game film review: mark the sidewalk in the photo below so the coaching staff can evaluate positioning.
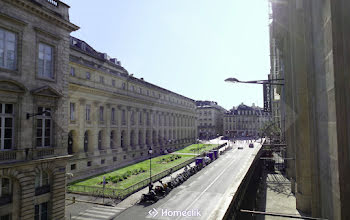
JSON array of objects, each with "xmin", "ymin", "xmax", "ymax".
[{"xmin": 255, "ymin": 170, "xmax": 302, "ymax": 220}]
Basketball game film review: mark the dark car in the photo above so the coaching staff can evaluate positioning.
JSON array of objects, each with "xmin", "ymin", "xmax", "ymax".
[{"xmin": 249, "ymin": 143, "xmax": 254, "ymax": 148}]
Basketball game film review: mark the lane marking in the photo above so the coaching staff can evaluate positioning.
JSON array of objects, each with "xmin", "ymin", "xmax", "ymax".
[{"xmin": 174, "ymin": 150, "xmax": 241, "ymax": 220}]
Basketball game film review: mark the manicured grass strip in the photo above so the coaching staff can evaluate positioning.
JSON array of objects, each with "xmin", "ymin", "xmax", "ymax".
[
  {"xmin": 72, "ymin": 154, "xmax": 194, "ymax": 190},
  {"xmin": 175, "ymin": 144, "xmax": 219, "ymax": 154}
]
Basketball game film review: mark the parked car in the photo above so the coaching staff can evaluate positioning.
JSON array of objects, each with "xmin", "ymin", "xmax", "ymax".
[
  {"xmin": 238, "ymin": 146, "xmax": 243, "ymax": 149},
  {"xmin": 249, "ymin": 143, "xmax": 254, "ymax": 148}
]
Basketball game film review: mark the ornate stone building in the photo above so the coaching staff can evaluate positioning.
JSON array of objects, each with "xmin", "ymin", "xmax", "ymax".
[
  {"xmin": 0, "ymin": 0, "xmax": 78, "ymax": 219},
  {"xmin": 223, "ymin": 103, "xmax": 270, "ymax": 138},
  {"xmin": 195, "ymin": 101, "xmax": 225, "ymax": 139},
  {"xmin": 270, "ymin": 0, "xmax": 350, "ymax": 218},
  {"xmin": 67, "ymin": 37, "xmax": 197, "ymax": 181}
]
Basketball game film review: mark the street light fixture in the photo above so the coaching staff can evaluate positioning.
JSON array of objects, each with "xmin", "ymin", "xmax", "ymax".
[{"xmin": 224, "ymin": 77, "xmax": 284, "ymax": 86}]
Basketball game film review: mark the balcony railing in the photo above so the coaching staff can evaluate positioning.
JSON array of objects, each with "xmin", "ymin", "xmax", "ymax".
[
  {"xmin": 36, "ymin": 148, "xmax": 54, "ymax": 158},
  {"xmin": 35, "ymin": 185, "xmax": 50, "ymax": 196},
  {"xmin": 0, "ymin": 195, "xmax": 12, "ymax": 206},
  {"xmin": 0, "ymin": 151, "xmax": 16, "ymax": 161},
  {"xmin": 99, "ymin": 150, "xmax": 107, "ymax": 155},
  {"xmin": 47, "ymin": 0, "xmax": 58, "ymax": 6}
]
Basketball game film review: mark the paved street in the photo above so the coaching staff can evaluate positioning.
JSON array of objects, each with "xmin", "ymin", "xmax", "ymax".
[{"xmin": 114, "ymin": 139, "xmax": 262, "ymax": 220}]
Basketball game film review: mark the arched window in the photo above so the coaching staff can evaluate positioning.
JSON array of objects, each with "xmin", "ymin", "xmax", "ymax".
[
  {"xmin": 84, "ymin": 131, "xmax": 88, "ymax": 152},
  {"xmin": 110, "ymin": 131, "xmax": 115, "ymax": 149},
  {"xmin": 98, "ymin": 131, "xmax": 102, "ymax": 150},
  {"xmin": 138, "ymin": 131, "xmax": 142, "ymax": 146},
  {"xmin": 68, "ymin": 131, "xmax": 73, "ymax": 155},
  {"xmin": 130, "ymin": 130, "xmax": 135, "ymax": 147},
  {"xmin": 121, "ymin": 131, "xmax": 125, "ymax": 148}
]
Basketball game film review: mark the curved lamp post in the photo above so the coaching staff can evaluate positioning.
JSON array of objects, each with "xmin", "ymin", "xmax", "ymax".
[{"xmin": 224, "ymin": 77, "xmax": 284, "ymax": 86}]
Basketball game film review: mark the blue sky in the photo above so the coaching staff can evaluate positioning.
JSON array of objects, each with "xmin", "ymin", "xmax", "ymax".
[{"xmin": 68, "ymin": 0, "xmax": 270, "ymax": 110}]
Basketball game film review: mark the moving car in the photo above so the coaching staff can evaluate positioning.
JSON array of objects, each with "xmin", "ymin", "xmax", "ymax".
[{"xmin": 249, "ymin": 143, "xmax": 254, "ymax": 148}]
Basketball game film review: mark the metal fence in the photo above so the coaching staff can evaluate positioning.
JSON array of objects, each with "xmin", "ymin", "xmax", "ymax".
[{"xmin": 67, "ymin": 157, "xmax": 195, "ymax": 200}]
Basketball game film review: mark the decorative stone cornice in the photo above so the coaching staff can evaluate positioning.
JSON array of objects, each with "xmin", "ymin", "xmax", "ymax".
[{"xmin": 5, "ymin": 0, "xmax": 79, "ymax": 32}]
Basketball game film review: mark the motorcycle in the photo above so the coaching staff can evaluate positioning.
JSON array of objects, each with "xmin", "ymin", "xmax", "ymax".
[{"xmin": 140, "ymin": 190, "xmax": 158, "ymax": 203}]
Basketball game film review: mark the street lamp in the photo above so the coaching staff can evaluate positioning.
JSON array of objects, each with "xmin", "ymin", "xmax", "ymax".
[
  {"xmin": 224, "ymin": 77, "xmax": 284, "ymax": 86},
  {"xmin": 148, "ymin": 147, "xmax": 153, "ymax": 192}
]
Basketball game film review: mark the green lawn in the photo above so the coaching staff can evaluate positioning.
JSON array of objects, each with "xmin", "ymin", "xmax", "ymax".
[
  {"xmin": 72, "ymin": 154, "xmax": 194, "ymax": 190},
  {"xmin": 175, "ymin": 143, "xmax": 219, "ymax": 154}
]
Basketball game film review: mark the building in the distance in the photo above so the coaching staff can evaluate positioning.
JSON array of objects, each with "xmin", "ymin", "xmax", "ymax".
[
  {"xmin": 195, "ymin": 101, "xmax": 226, "ymax": 140},
  {"xmin": 67, "ymin": 37, "xmax": 197, "ymax": 181},
  {"xmin": 0, "ymin": 0, "xmax": 78, "ymax": 219},
  {"xmin": 223, "ymin": 103, "xmax": 271, "ymax": 138}
]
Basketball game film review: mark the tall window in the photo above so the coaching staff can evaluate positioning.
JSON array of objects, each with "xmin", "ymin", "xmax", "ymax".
[
  {"xmin": 34, "ymin": 202, "xmax": 48, "ymax": 220},
  {"xmin": 122, "ymin": 110, "xmax": 126, "ymax": 125},
  {"xmin": 70, "ymin": 103, "xmax": 75, "ymax": 121},
  {"xmin": 38, "ymin": 43, "xmax": 53, "ymax": 79},
  {"xmin": 0, "ymin": 28, "xmax": 16, "ymax": 70},
  {"xmin": 0, "ymin": 103, "xmax": 14, "ymax": 150},
  {"xmin": 84, "ymin": 131, "xmax": 88, "ymax": 152},
  {"xmin": 70, "ymin": 67, "xmax": 75, "ymax": 76},
  {"xmin": 139, "ymin": 112, "xmax": 142, "ymax": 125},
  {"xmin": 99, "ymin": 76, "xmax": 104, "ymax": 84},
  {"xmin": 122, "ymin": 82, "xmax": 126, "ymax": 90},
  {"xmin": 111, "ymin": 108, "xmax": 115, "ymax": 123},
  {"xmin": 130, "ymin": 111, "xmax": 135, "ymax": 125},
  {"xmin": 112, "ymin": 79, "xmax": 116, "ymax": 87},
  {"xmin": 86, "ymin": 72, "xmax": 91, "ymax": 80},
  {"xmin": 85, "ymin": 104, "xmax": 90, "ymax": 121},
  {"xmin": 36, "ymin": 107, "xmax": 51, "ymax": 147},
  {"xmin": 99, "ymin": 106, "xmax": 104, "ymax": 122},
  {"xmin": 35, "ymin": 171, "xmax": 49, "ymax": 188},
  {"xmin": 110, "ymin": 131, "xmax": 114, "ymax": 148},
  {"xmin": 98, "ymin": 131, "xmax": 102, "ymax": 150},
  {"xmin": 146, "ymin": 112, "xmax": 150, "ymax": 126}
]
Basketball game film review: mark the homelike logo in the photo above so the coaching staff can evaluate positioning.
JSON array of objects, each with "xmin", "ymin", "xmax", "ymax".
[{"xmin": 148, "ymin": 208, "xmax": 201, "ymax": 218}]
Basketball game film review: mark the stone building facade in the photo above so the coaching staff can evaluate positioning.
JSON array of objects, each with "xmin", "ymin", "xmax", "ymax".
[
  {"xmin": 195, "ymin": 101, "xmax": 225, "ymax": 139},
  {"xmin": 67, "ymin": 37, "xmax": 197, "ymax": 181},
  {"xmin": 270, "ymin": 0, "xmax": 350, "ymax": 219},
  {"xmin": 0, "ymin": 0, "xmax": 78, "ymax": 219},
  {"xmin": 223, "ymin": 103, "xmax": 270, "ymax": 138}
]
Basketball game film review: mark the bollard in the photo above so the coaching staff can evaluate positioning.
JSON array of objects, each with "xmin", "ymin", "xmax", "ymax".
[{"xmin": 72, "ymin": 196, "xmax": 76, "ymax": 203}]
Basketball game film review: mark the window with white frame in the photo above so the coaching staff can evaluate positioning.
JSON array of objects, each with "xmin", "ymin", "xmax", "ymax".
[
  {"xmin": 70, "ymin": 67, "xmax": 75, "ymax": 77},
  {"xmin": 0, "ymin": 103, "xmax": 14, "ymax": 150},
  {"xmin": 35, "ymin": 171, "xmax": 49, "ymax": 188},
  {"xmin": 85, "ymin": 104, "xmax": 90, "ymax": 121},
  {"xmin": 111, "ymin": 108, "xmax": 115, "ymax": 123},
  {"xmin": 36, "ymin": 107, "xmax": 52, "ymax": 147},
  {"xmin": 0, "ymin": 28, "xmax": 16, "ymax": 70},
  {"xmin": 70, "ymin": 103, "xmax": 75, "ymax": 121},
  {"xmin": 99, "ymin": 106, "xmax": 104, "ymax": 121},
  {"xmin": 34, "ymin": 202, "xmax": 48, "ymax": 220},
  {"xmin": 38, "ymin": 43, "xmax": 53, "ymax": 79}
]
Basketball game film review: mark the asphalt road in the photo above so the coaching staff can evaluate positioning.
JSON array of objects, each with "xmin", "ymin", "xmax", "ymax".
[{"xmin": 113, "ymin": 139, "xmax": 262, "ymax": 220}]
